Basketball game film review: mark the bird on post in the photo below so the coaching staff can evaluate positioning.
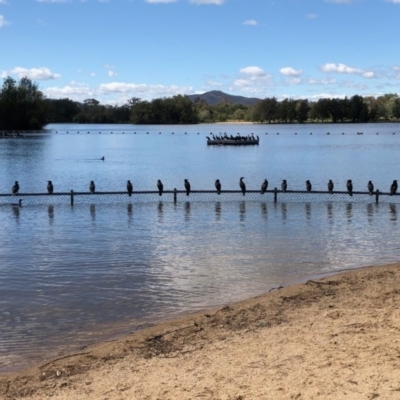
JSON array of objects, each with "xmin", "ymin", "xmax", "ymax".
[
  {"xmin": 239, "ymin": 177, "xmax": 246, "ymax": 196},
  {"xmin": 47, "ymin": 180, "xmax": 54, "ymax": 194},
  {"xmin": 127, "ymin": 180, "xmax": 133, "ymax": 197},
  {"xmin": 215, "ymin": 179, "xmax": 221, "ymax": 195},
  {"xmin": 184, "ymin": 179, "xmax": 191, "ymax": 196},
  {"xmin": 390, "ymin": 180, "xmax": 398, "ymax": 196},
  {"xmin": 328, "ymin": 180, "xmax": 334, "ymax": 194},
  {"xmin": 12, "ymin": 181, "xmax": 19, "ymax": 195},
  {"xmin": 306, "ymin": 180, "xmax": 312, "ymax": 192},
  {"xmin": 157, "ymin": 179, "xmax": 163, "ymax": 196},
  {"xmin": 281, "ymin": 179, "xmax": 287, "ymax": 193},
  {"xmin": 89, "ymin": 181, "xmax": 95, "ymax": 194},
  {"xmin": 367, "ymin": 181, "xmax": 374, "ymax": 195},
  {"xmin": 346, "ymin": 179, "xmax": 353, "ymax": 196},
  {"xmin": 261, "ymin": 179, "xmax": 268, "ymax": 194}
]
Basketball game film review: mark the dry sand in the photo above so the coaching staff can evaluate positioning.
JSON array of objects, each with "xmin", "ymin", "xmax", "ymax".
[{"xmin": 2, "ymin": 263, "xmax": 400, "ymax": 400}]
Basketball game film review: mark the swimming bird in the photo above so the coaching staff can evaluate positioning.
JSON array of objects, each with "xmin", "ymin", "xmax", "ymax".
[
  {"xmin": 12, "ymin": 181, "xmax": 19, "ymax": 195},
  {"xmin": 260, "ymin": 179, "xmax": 268, "ymax": 194},
  {"xmin": 47, "ymin": 180, "xmax": 54, "ymax": 194},
  {"xmin": 346, "ymin": 179, "xmax": 353, "ymax": 196},
  {"xmin": 89, "ymin": 180, "xmax": 95, "ymax": 194},
  {"xmin": 281, "ymin": 179, "xmax": 287, "ymax": 193},
  {"xmin": 328, "ymin": 180, "xmax": 334, "ymax": 194},
  {"xmin": 306, "ymin": 180, "xmax": 312, "ymax": 192},
  {"xmin": 184, "ymin": 179, "xmax": 191, "ymax": 196},
  {"xmin": 157, "ymin": 180, "xmax": 163, "ymax": 196},
  {"xmin": 127, "ymin": 180, "xmax": 133, "ymax": 197},
  {"xmin": 239, "ymin": 177, "xmax": 246, "ymax": 196},
  {"xmin": 215, "ymin": 179, "xmax": 221, "ymax": 195},
  {"xmin": 367, "ymin": 181, "xmax": 374, "ymax": 195},
  {"xmin": 101, "ymin": 156, "xmax": 105, "ymax": 161},
  {"xmin": 390, "ymin": 180, "xmax": 398, "ymax": 196}
]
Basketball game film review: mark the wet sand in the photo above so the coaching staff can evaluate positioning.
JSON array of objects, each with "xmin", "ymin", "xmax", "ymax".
[{"xmin": 2, "ymin": 262, "xmax": 400, "ymax": 399}]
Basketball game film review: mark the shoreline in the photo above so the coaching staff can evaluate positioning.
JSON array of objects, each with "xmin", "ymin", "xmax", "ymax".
[{"xmin": 2, "ymin": 262, "xmax": 400, "ymax": 399}]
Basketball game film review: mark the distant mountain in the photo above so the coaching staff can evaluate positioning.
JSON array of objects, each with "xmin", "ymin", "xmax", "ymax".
[{"xmin": 187, "ymin": 90, "xmax": 261, "ymax": 106}]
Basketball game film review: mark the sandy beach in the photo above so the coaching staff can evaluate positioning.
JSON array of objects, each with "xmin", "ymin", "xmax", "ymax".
[{"xmin": 2, "ymin": 262, "xmax": 400, "ymax": 399}]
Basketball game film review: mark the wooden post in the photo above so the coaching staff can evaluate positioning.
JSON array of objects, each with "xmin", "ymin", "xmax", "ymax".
[
  {"xmin": 375, "ymin": 189, "xmax": 380, "ymax": 204},
  {"xmin": 174, "ymin": 188, "xmax": 177, "ymax": 204},
  {"xmin": 274, "ymin": 187, "xmax": 278, "ymax": 204},
  {"xmin": 70, "ymin": 190, "xmax": 74, "ymax": 206}
]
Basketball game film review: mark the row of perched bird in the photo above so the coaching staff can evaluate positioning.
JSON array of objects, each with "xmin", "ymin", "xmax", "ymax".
[{"xmin": 10, "ymin": 179, "xmax": 399, "ymax": 196}]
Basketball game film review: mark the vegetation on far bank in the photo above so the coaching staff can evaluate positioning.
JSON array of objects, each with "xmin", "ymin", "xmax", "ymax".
[{"xmin": 1, "ymin": 76, "xmax": 400, "ymax": 130}]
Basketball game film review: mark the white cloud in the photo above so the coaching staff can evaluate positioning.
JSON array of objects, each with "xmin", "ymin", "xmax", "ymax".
[
  {"xmin": 309, "ymin": 78, "xmax": 337, "ymax": 85},
  {"xmin": 387, "ymin": 0, "xmax": 400, "ymax": 3},
  {"xmin": 325, "ymin": 0, "xmax": 355, "ymax": 3},
  {"xmin": 10, "ymin": 67, "xmax": 61, "ymax": 80},
  {"xmin": 394, "ymin": 66, "xmax": 400, "ymax": 79},
  {"xmin": 321, "ymin": 63, "xmax": 374, "ymax": 78},
  {"xmin": 0, "ymin": 1, "xmax": 8, "ymax": 4},
  {"xmin": 243, "ymin": 19, "xmax": 257, "ymax": 26},
  {"xmin": 0, "ymin": 15, "xmax": 10, "ymax": 27},
  {"xmin": 306, "ymin": 13, "xmax": 317, "ymax": 19},
  {"xmin": 36, "ymin": 0, "xmax": 70, "ymax": 2},
  {"xmin": 279, "ymin": 67, "xmax": 302, "ymax": 77},
  {"xmin": 239, "ymin": 66, "xmax": 267, "ymax": 77},
  {"xmin": 189, "ymin": 0, "xmax": 225, "ymax": 4},
  {"xmin": 108, "ymin": 70, "xmax": 117, "ymax": 78}
]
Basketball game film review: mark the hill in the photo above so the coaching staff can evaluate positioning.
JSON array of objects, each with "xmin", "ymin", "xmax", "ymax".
[{"xmin": 187, "ymin": 90, "xmax": 260, "ymax": 106}]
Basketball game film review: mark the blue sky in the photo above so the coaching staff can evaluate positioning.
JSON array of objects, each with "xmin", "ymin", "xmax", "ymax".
[{"xmin": 1, "ymin": 0, "xmax": 400, "ymax": 105}]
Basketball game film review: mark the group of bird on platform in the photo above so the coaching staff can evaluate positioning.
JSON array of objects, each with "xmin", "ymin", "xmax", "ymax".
[{"xmin": 10, "ymin": 178, "xmax": 398, "ymax": 197}]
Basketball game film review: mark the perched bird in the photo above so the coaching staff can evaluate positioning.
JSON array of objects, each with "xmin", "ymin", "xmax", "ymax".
[
  {"xmin": 281, "ymin": 179, "xmax": 287, "ymax": 193},
  {"xmin": 184, "ymin": 179, "xmax": 191, "ymax": 196},
  {"xmin": 328, "ymin": 180, "xmax": 334, "ymax": 194},
  {"xmin": 306, "ymin": 180, "xmax": 312, "ymax": 192},
  {"xmin": 390, "ymin": 180, "xmax": 398, "ymax": 196},
  {"xmin": 89, "ymin": 180, "xmax": 95, "ymax": 194},
  {"xmin": 127, "ymin": 180, "xmax": 133, "ymax": 197},
  {"xmin": 101, "ymin": 156, "xmax": 105, "ymax": 161},
  {"xmin": 157, "ymin": 179, "xmax": 163, "ymax": 196},
  {"xmin": 47, "ymin": 180, "xmax": 54, "ymax": 194},
  {"xmin": 215, "ymin": 179, "xmax": 221, "ymax": 195},
  {"xmin": 367, "ymin": 181, "xmax": 374, "ymax": 195},
  {"xmin": 346, "ymin": 179, "xmax": 353, "ymax": 196},
  {"xmin": 239, "ymin": 177, "xmax": 246, "ymax": 196},
  {"xmin": 12, "ymin": 181, "xmax": 19, "ymax": 195},
  {"xmin": 260, "ymin": 179, "xmax": 268, "ymax": 194}
]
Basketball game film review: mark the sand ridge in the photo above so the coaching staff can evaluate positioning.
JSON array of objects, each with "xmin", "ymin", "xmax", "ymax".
[{"xmin": 1, "ymin": 263, "xmax": 400, "ymax": 399}]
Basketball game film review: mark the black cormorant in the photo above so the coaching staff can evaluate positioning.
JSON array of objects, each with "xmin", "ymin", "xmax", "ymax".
[
  {"xmin": 89, "ymin": 181, "xmax": 95, "ymax": 194},
  {"xmin": 12, "ymin": 181, "xmax": 19, "ymax": 195},
  {"xmin": 239, "ymin": 177, "xmax": 246, "ymax": 196},
  {"xmin": 157, "ymin": 180, "xmax": 163, "ymax": 196},
  {"xmin": 215, "ymin": 179, "xmax": 221, "ymax": 195},
  {"xmin": 127, "ymin": 180, "xmax": 133, "ymax": 196},
  {"xmin": 184, "ymin": 179, "xmax": 191, "ymax": 196},
  {"xmin": 281, "ymin": 179, "xmax": 287, "ymax": 192},
  {"xmin": 390, "ymin": 180, "xmax": 398, "ymax": 196},
  {"xmin": 346, "ymin": 179, "xmax": 353, "ymax": 196},
  {"xmin": 261, "ymin": 179, "xmax": 268, "ymax": 194},
  {"xmin": 328, "ymin": 180, "xmax": 334, "ymax": 194},
  {"xmin": 47, "ymin": 180, "xmax": 54, "ymax": 194},
  {"xmin": 11, "ymin": 199, "xmax": 22, "ymax": 207},
  {"xmin": 306, "ymin": 180, "xmax": 312, "ymax": 192},
  {"xmin": 367, "ymin": 181, "xmax": 374, "ymax": 195},
  {"xmin": 101, "ymin": 156, "xmax": 105, "ymax": 161}
]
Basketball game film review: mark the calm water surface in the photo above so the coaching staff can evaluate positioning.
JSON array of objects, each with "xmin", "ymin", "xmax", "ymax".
[{"xmin": 1, "ymin": 122, "xmax": 400, "ymax": 371}]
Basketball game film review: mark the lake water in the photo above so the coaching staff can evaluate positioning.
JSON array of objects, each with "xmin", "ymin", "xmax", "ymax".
[{"xmin": 1, "ymin": 122, "xmax": 400, "ymax": 372}]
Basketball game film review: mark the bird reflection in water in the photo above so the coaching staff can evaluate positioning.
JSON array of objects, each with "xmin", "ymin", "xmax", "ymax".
[
  {"xmin": 90, "ymin": 204, "xmax": 96, "ymax": 221},
  {"xmin": 327, "ymin": 203, "xmax": 333, "ymax": 222},
  {"xmin": 184, "ymin": 201, "xmax": 191, "ymax": 221},
  {"xmin": 12, "ymin": 204, "xmax": 20, "ymax": 220},
  {"xmin": 239, "ymin": 201, "xmax": 246, "ymax": 222},
  {"xmin": 260, "ymin": 202, "xmax": 267, "ymax": 220},
  {"xmin": 281, "ymin": 203, "xmax": 287, "ymax": 221},
  {"xmin": 48, "ymin": 205, "xmax": 54, "ymax": 224},
  {"xmin": 127, "ymin": 203, "xmax": 133, "ymax": 218},
  {"xmin": 215, "ymin": 201, "xmax": 221, "ymax": 222},
  {"xmin": 389, "ymin": 204, "xmax": 397, "ymax": 221},
  {"xmin": 305, "ymin": 202, "xmax": 311, "ymax": 221},
  {"xmin": 366, "ymin": 203, "xmax": 374, "ymax": 223},
  {"xmin": 346, "ymin": 203, "xmax": 353, "ymax": 221},
  {"xmin": 157, "ymin": 201, "xmax": 163, "ymax": 223}
]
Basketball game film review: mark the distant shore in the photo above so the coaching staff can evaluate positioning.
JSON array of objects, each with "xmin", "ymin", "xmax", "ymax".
[{"xmin": 2, "ymin": 262, "xmax": 400, "ymax": 399}]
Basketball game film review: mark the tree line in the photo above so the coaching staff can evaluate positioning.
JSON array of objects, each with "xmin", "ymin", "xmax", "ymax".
[{"xmin": 1, "ymin": 76, "xmax": 400, "ymax": 130}]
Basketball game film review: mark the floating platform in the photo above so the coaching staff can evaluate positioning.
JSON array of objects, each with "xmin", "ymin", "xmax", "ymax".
[{"xmin": 206, "ymin": 137, "xmax": 259, "ymax": 146}]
